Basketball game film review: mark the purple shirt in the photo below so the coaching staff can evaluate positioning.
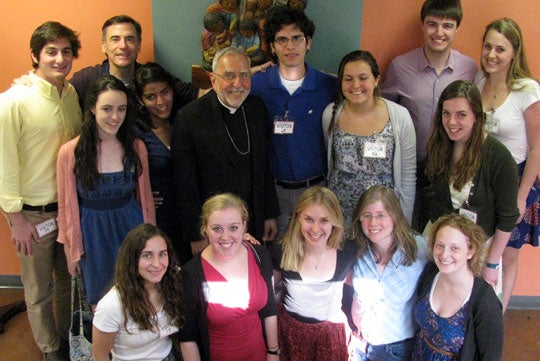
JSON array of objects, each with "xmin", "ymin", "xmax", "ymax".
[{"xmin": 382, "ymin": 47, "xmax": 477, "ymax": 161}]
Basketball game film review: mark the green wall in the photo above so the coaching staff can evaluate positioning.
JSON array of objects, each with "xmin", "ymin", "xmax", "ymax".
[{"xmin": 152, "ymin": 0, "xmax": 363, "ymax": 82}]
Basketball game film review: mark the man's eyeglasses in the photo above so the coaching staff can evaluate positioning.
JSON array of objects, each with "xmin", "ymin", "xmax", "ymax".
[
  {"xmin": 274, "ymin": 35, "xmax": 306, "ymax": 46},
  {"xmin": 213, "ymin": 72, "xmax": 251, "ymax": 82}
]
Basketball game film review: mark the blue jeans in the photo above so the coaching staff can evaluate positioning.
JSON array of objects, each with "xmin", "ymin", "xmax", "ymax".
[{"xmin": 352, "ymin": 337, "xmax": 414, "ymax": 361}]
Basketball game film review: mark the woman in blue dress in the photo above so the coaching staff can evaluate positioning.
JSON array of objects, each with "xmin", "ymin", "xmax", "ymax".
[
  {"xmin": 57, "ymin": 75, "xmax": 155, "ymax": 305},
  {"xmin": 412, "ymin": 214, "xmax": 503, "ymax": 361},
  {"xmin": 133, "ymin": 62, "xmax": 192, "ymax": 264}
]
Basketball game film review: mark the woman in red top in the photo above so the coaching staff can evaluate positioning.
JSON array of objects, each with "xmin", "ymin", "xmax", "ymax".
[{"xmin": 179, "ymin": 193, "xmax": 279, "ymax": 361}]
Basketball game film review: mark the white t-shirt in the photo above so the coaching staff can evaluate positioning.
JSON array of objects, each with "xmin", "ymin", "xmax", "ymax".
[
  {"xmin": 93, "ymin": 287, "xmax": 178, "ymax": 361},
  {"xmin": 475, "ymin": 74, "xmax": 540, "ymax": 164}
]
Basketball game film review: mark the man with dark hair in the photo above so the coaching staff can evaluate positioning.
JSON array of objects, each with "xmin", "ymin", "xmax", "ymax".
[
  {"xmin": 382, "ymin": 0, "xmax": 477, "ymax": 231},
  {"xmin": 250, "ymin": 7, "xmax": 336, "ymax": 235},
  {"xmin": 172, "ymin": 47, "xmax": 279, "ymax": 256},
  {"xmin": 0, "ymin": 21, "xmax": 82, "ymax": 361},
  {"xmin": 70, "ymin": 14, "xmax": 201, "ymax": 111}
]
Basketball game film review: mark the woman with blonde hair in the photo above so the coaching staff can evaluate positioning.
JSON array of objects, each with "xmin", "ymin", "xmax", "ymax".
[
  {"xmin": 412, "ymin": 214, "xmax": 504, "ymax": 360},
  {"xmin": 270, "ymin": 186, "xmax": 356, "ymax": 361},
  {"xmin": 474, "ymin": 17, "xmax": 540, "ymax": 312},
  {"xmin": 178, "ymin": 193, "xmax": 278, "ymax": 361},
  {"xmin": 349, "ymin": 185, "xmax": 427, "ymax": 361}
]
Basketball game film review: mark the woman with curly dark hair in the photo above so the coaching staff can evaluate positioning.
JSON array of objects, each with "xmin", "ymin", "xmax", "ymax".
[
  {"xmin": 57, "ymin": 75, "xmax": 155, "ymax": 305},
  {"xmin": 93, "ymin": 223, "xmax": 183, "ymax": 361}
]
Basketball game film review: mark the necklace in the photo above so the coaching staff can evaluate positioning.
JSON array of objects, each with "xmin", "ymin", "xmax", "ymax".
[
  {"xmin": 223, "ymin": 106, "xmax": 250, "ymax": 155},
  {"xmin": 307, "ymin": 251, "xmax": 327, "ymax": 271}
]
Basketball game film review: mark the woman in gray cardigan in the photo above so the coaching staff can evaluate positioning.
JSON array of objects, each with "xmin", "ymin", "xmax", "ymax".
[{"xmin": 322, "ymin": 50, "xmax": 416, "ymax": 230}]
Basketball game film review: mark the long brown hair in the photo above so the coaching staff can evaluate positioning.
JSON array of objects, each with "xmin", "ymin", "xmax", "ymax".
[
  {"xmin": 115, "ymin": 224, "xmax": 183, "ymax": 332},
  {"xmin": 350, "ymin": 185, "xmax": 418, "ymax": 266},
  {"xmin": 425, "ymin": 80, "xmax": 485, "ymax": 190}
]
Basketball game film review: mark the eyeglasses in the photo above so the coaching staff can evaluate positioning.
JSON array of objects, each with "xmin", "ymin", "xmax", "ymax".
[
  {"xmin": 359, "ymin": 213, "xmax": 389, "ymax": 222},
  {"xmin": 274, "ymin": 35, "xmax": 306, "ymax": 46},
  {"xmin": 213, "ymin": 71, "xmax": 251, "ymax": 82}
]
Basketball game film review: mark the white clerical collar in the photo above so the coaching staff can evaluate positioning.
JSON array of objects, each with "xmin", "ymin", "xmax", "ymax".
[{"xmin": 217, "ymin": 96, "xmax": 239, "ymax": 114}]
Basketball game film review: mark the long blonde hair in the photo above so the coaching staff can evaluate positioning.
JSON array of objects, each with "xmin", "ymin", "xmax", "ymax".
[{"xmin": 280, "ymin": 186, "xmax": 344, "ymax": 271}]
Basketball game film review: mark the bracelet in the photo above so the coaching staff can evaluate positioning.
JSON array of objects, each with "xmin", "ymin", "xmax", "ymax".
[
  {"xmin": 486, "ymin": 262, "xmax": 499, "ymax": 269},
  {"xmin": 267, "ymin": 347, "xmax": 280, "ymax": 356}
]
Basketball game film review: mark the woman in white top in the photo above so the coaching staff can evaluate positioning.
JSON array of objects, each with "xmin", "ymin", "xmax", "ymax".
[
  {"xmin": 270, "ymin": 186, "xmax": 357, "ymax": 361},
  {"xmin": 92, "ymin": 224, "xmax": 183, "ymax": 361},
  {"xmin": 474, "ymin": 18, "xmax": 540, "ymax": 312}
]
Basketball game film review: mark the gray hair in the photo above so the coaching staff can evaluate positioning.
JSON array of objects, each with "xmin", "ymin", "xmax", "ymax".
[{"xmin": 211, "ymin": 47, "xmax": 251, "ymax": 72}]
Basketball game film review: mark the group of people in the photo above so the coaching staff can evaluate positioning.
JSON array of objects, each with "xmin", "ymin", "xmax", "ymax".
[{"xmin": 0, "ymin": 0, "xmax": 538, "ymax": 361}]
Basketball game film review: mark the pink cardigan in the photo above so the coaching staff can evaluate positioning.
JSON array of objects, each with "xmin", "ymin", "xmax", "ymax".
[{"xmin": 56, "ymin": 136, "xmax": 155, "ymax": 263}]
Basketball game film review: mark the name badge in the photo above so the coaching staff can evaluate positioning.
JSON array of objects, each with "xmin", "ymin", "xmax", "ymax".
[
  {"xmin": 35, "ymin": 218, "xmax": 58, "ymax": 238},
  {"xmin": 485, "ymin": 112, "xmax": 499, "ymax": 134},
  {"xmin": 158, "ymin": 318, "xmax": 179, "ymax": 338},
  {"xmin": 273, "ymin": 115, "xmax": 295, "ymax": 134},
  {"xmin": 363, "ymin": 142, "xmax": 386, "ymax": 158},
  {"xmin": 459, "ymin": 207, "xmax": 478, "ymax": 224}
]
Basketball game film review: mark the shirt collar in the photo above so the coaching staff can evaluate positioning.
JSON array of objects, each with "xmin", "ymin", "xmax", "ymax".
[
  {"xmin": 29, "ymin": 71, "xmax": 69, "ymax": 97},
  {"xmin": 418, "ymin": 46, "xmax": 455, "ymax": 71}
]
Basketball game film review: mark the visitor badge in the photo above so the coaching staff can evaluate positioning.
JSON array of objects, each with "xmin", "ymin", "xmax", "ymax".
[
  {"xmin": 35, "ymin": 218, "xmax": 57, "ymax": 238},
  {"xmin": 363, "ymin": 142, "xmax": 386, "ymax": 158},
  {"xmin": 273, "ymin": 115, "xmax": 295, "ymax": 134},
  {"xmin": 459, "ymin": 207, "xmax": 478, "ymax": 224},
  {"xmin": 158, "ymin": 319, "xmax": 179, "ymax": 338},
  {"xmin": 485, "ymin": 112, "xmax": 499, "ymax": 134}
]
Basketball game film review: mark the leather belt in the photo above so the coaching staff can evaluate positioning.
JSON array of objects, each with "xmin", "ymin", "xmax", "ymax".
[
  {"xmin": 276, "ymin": 174, "xmax": 325, "ymax": 189},
  {"xmin": 22, "ymin": 202, "xmax": 58, "ymax": 212}
]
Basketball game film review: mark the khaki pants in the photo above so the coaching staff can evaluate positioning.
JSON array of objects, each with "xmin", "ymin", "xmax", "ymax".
[{"xmin": 14, "ymin": 210, "xmax": 70, "ymax": 353}]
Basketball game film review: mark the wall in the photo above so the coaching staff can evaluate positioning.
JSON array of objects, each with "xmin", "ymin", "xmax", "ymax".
[
  {"xmin": 0, "ymin": 0, "xmax": 154, "ymax": 275},
  {"xmin": 0, "ymin": 0, "xmax": 154, "ymax": 92},
  {"xmin": 152, "ymin": 0, "xmax": 363, "ymax": 82},
  {"xmin": 1, "ymin": 0, "xmax": 538, "ymax": 298},
  {"xmin": 362, "ymin": 0, "xmax": 540, "ymax": 296}
]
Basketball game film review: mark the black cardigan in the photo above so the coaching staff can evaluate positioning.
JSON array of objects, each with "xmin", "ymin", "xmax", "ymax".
[
  {"xmin": 415, "ymin": 262, "xmax": 504, "ymax": 360},
  {"xmin": 424, "ymin": 135, "xmax": 519, "ymax": 236},
  {"xmin": 178, "ymin": 243, "xmax": 277, "ymax": 361}
]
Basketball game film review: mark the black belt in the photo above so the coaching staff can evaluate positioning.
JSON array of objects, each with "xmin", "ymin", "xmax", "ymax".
[
  {"xmin": 276, "ymin": 174, "xmax": 325, "ymax": 189},
  {"xmin": 22, "ymin": 202, "xmax": 58, "ymax": 212}
]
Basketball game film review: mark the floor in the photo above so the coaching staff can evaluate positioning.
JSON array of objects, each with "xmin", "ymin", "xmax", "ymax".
[{"xmin": 0, "ymin": 288, "xmax": 538, "ymax": 360}]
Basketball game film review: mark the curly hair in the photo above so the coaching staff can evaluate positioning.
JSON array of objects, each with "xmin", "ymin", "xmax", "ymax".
[
  {"xmin": 74, "ymin": 75, "xmax": 141, "ymax": 190},
  {"xmin": 263, "ymin": 6, "xmax": 314, "ymax": 44},
  {"xmin": 115, "ymin": 223, "xmax": 183, "ymax": 332},
  {"xmin": 350, "ymin": 185, "xmax": 418, "ymax": 266},
  {"xmin": 280, "ymin": 186, "xmax": 344, "ymax": 272},
  {"xmin": 425, "ymin": 80, "xmax": 485, "ymax": 191},
  {"xmin": 428, "ymin": 213, "xmax": 487, "ymax": 276}
]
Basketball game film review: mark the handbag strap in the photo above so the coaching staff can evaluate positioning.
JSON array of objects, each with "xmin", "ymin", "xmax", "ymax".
[{"xmin": 71, "ymin": 273, "xmax": 92, "ymax": 337}]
